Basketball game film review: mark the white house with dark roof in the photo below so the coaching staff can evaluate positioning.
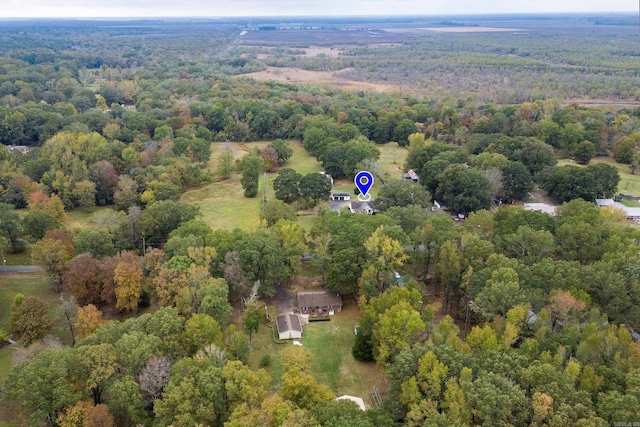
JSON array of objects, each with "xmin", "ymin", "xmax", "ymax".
[{"xmin": 276, "ymin": 313, "xmax": 302, "ymax": 340}]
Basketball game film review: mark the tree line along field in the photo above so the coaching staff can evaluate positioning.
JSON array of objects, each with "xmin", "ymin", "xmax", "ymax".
[{"xmin": 2, "ymin": 16, "xmax": 640, "ymax": 426}]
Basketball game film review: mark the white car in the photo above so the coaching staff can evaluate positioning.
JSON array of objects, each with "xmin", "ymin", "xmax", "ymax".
[{"xmin": 292, "ymin": 340, "xmax": 303, "ymax": 346}]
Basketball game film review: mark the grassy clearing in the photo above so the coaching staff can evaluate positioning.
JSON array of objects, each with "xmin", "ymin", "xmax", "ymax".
[
  {"xmin": 248, "ymin": 304, "xmax": 383, "ymax": 408},
  {"xmin": 185, "ymin": 140, "xmax": 407, "ymax": 231},
  {"xmin": 558, "ymin": 157, "xmax": 640, "ymax": 196},
  {"xmin": 377, "ymin": 142, "xmax": 408, "ymax": 181},
  {"xmin": 65, "ymin": 206, "xmax": 114, "ymax": 230},
  {"xmin": 0, "ymin": 272, "xmax": 65, "ymax": 380},
  {"xmin": 184, "ymin": 140, "xmax": 322, "ymax": 231},
  {"xmin": 4, "ymin": 250, "xmax": 31, "ymax": 266}
]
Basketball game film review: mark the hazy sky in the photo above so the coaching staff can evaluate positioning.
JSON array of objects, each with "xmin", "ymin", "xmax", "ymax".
[{"xmin": 0, "ymin": 0, "xmax": 636, "ymax": 18}]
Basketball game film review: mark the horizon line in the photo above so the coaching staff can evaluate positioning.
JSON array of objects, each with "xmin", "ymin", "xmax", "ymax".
[{"xmin": 0, "ymin": 11, "xmax": 637, "ymax": 20}]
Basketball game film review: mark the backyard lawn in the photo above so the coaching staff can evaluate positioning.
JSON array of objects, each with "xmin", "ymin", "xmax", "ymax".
[{"xmin": 248, "ymin": 304, "xmax": 383, "ymax": 409}]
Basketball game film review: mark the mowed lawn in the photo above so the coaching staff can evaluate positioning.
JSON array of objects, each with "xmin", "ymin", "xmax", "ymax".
[
  {"xmin": 182, "ymin": 140, "xmax": 323, "ymax": 231},
  {"xmin": 558, "ymin": 156, "xmax": 640, "ymax": 196},
  {"xmin": 248, "ymin": 304, "xmax": 383, "ymax": 409},
  {"xmin": 0, "ymin": 272, "xmax": 61, "ymax": 379}
]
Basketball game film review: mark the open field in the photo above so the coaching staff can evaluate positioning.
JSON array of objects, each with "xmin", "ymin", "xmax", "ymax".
[
  {"xmin": 558, "ymin": 157, "xmax": 640, "ymax": 196},
  {"xmin": 236, "ymin": 67, "xmax": 397, "ymax": 93},
  {"xmin": 248, "ymin": 303, "xmax": 383, "ymax": 407},
  {"xmin": 383, "ymin": 26, "xmax": 526, "ymax": 33},
  {"xmin": 183, "ymin": 140, "xmax": 322, "ymax": 231},
  {"xmin": 184, "ymin": 140, "xmax": 408, "ymax": 231}
]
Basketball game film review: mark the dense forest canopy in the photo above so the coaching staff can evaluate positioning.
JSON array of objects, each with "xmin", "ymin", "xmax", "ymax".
[{"xmin": 1, "ymin": 14, "xmax": 640, "ymax": 427}]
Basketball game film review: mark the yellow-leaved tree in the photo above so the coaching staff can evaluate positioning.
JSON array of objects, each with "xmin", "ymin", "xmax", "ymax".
[{"xmin": 113, "ymin": 251, "xmax": 143, "ymax": 311}]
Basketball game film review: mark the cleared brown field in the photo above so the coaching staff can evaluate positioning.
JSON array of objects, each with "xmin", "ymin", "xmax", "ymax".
[{"xmin": 236, "ymin": 66, "xmax": 397, "ymax": 93}]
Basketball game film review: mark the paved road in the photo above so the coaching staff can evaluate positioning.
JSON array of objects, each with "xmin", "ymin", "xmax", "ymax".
[{"xmin": 1, "ymin": 266, "xmax": 41, "ymax": 273}]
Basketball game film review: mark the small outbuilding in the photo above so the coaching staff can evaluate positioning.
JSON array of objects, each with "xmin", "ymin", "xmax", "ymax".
[
  {"xmin": 403, "ymin": 169, "xmax": 419, "ymax": 182},
  {"xmin": 276, "ymin": 313, "xmax": 303, "ymax": 340},
  {"xmin": 298, "ymin": 291, "xmax": 343, "ymax": 316},
  {"xmin": 331, "ymin": 192, "xmax": 351, "ymax": 201}
]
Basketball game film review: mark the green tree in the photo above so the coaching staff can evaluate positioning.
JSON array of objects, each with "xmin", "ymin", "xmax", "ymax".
[
  {"xmin": 373, "ymin": 301, "xmax": 425, "ymax": 365},
  {"xmin": 574, "ymin": 140, "xmax": 596, "ymax": 164},
  {"xmin": 198, "ymin": 278, "xmax": 233, "ymax": 328},
  {"xmin": 222, "ymin": 360, "xmax": 271, "ymax": 411},
  {"xmin": 436, "ymin": 164, "xmax": 492, "ymax": 214},
  {"xmin": 139, "ymin": 200, "xmax": 199, "ymax": 241},
  {"xmin": 299, "ymin": 172, "xmax": 332, "ymax": 204},
  {"xmin": 260, "ymin": 199, "xmax": 297, "ymax": 226},
  {"xmin": 273, "ymin": 168, "xmax": 302, "ymax": 203},
  {"xmin": 71, "ymin": 180, "xmax": 96, "ymax": 209},
  {"xmin": 241, "ymin": 155, "xmax": 263, "ymax": 198},
  {"xmin": 243, "ymin": 300, "xmax": 262, "ymax": 340},
  {"xmin": 76, "ymin": 343, "xmax": 119, "ymax": 404},
  {"xmin": 22, "ymin": 209, "xmax": 60, "ymax": 241},
  {"xmin": 269, "ymin": 139, "xmax": 294, "ymax": 165},
  {"xmin": 543, "ymin": 165, "xmax": 600, "ymax": 202},
  {"xmin": 471, "ymin": 267, "xmax": 526, "ymax": 320},
  {"xmin": 463, "ymin": 371, "xmax": 528, "ymax": 427},
  {"xmin": 374, "ymin": 180, "xmax": 431, "ymax": 212},
  {"xmin": 185, "ymin": 314, "xmax": 223, "ymax": 355},
  {"xmin": 614, "ymin": 133, "xmax": 640, "ymax": 163},
  {"xmin": 107, "ymin": 376, "xmax": 148, "ymax": 427},
  {"xmin": 154, "ymin": 363, "xmax": 226, "ymax": 427},
  {"xmin": 519, "ymin": 138, "xmax": 557, "ymax": 179},
  {"xmin": 359, "ymin": 225, "xmax": 408, "ymax": 299},
  {"xmin": 5, "ymin": 349, "xmax": 81, "ymax": 425},
  {"xmin": 217, "ymin": 148, "xmax": 235, "ymax": 179},
  {"xmin": 500, "ymin": 161, "xmax": 534, "ymax": 202},
  {"xmin": 73, "ymin": 228, "xmax": 115, "ymax": 258},
  {"xmin": 0, "ymin": 202, "xmax": 22, "ymax": 252},
  {"xmin": 588, "ymin": 163, "xmax": 620, "ymax": 199},
  {"xmin": 394, "ymin": 119, "xmax": 418, "ymax": 146}
]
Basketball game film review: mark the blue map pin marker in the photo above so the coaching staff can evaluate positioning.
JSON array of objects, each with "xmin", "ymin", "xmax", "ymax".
[{"xmin": 355, "ymin": 171, "xmax": 374, "ymax": 200}]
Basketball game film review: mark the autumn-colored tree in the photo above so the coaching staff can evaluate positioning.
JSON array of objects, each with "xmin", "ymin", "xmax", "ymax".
[
  {"xmin": 260, "ymin": 146, "xmax": 279, "ymax": 172},
  {"xmin": 31, "ymin": 229, "xmax": 75, "ymax": 292},
  {"xmin": 12, "ymin": 296, "xmax": 53, "ymax": 345},
  {"xmin": 84, "ymin": 404, "xmax": 115, "ymax": 427},
  {"xmin": 75, "ymin": 305, "xmax": 106, "ymax": 340},
  {"xmin": 57, "ymin": 400, "xmax": 93, "ymax": 427},
  {"xmin": 113, "ymin": 251, "xmax": 143, "ymax": 311},
  {"xmin": 63, "ymin": 254, "xmax": 105, "ymax": 305},
  {"xmin": 548, "ymin": 290, "xmax": 587, "ymax": 328}
]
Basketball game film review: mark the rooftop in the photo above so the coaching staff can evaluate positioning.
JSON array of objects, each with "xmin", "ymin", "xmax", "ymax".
[
  {"xmin": 276, "ymin": 313, "xmax": 302, "ymax": 334},
  {"xmin": 523, "ymin": 203, "xmax": 557, "ymax": 216},
  {"xmin": 298, "ymin": 291, "xmax": 343, "ymax": 308}
]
